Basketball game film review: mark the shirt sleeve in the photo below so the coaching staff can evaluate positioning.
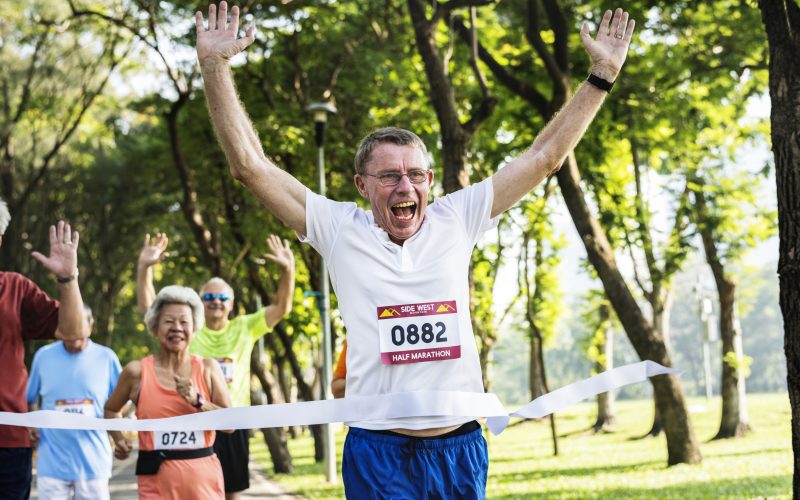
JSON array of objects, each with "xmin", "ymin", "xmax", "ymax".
[
  {"xmin": 436, "ymin": 177, "xmax": 499, "ymax": 246},
  {"xmin": 20, "ymin": 277, "xmax": 59, "ymax": 341},
  {"xmin": 26, "ymin": 350, "xmax": 42, "ymax": 405},
  {"xmin": 245, "ymin": 308, "xmax": 270, "ymax": 342},
  {"xmin": 301, "ymin": 189, "xmax": 359, "ymax": 261},
  {"xmin": 108, "ymin": 352, "xmax": 123, "ymax": 397}
]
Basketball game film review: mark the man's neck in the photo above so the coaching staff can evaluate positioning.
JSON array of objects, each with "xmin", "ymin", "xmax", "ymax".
[{"xmin": 205, "ymin": 317, "xmax": 228, "ymax": 331}]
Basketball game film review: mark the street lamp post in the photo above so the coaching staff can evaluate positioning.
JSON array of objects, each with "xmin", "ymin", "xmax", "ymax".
[
  {"xmin": 307, "ymin": 102, "xmax": 337, "ymax": 484},
  {"xmin": 695, "ymin": 277, "xmax": 716, "ymax": 401}
]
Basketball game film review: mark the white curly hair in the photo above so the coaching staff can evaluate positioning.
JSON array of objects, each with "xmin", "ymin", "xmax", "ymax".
[{"xmin": 144, "ymin": 285, "xmax": 204, "ymax": 334}]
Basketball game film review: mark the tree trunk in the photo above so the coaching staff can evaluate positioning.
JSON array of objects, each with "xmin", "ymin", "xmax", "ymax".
[
  {"xmin": 594, "ymin": 305, "xmax": 616, "ymax": 432},
  {"xmin": 165, "ymin": 98, "xmax": 222, "ymax": 276},
  {"xmin": 529, "ymin": 336, "xmax": 545, "ymax": 400},
  {"xmin": 557, "ymin": 154, "xmax": 701, "ymax": 465},
  {"xmin": 251, "ymin": 347, "xmax": 293, "ymax": 473},
  {"xmin": 760, "ymin": 0, "xmax": 800, "ymax": 487},
  {"xmin": 692, "ymin": 180, "xmax": 751, "ymax": 439}
]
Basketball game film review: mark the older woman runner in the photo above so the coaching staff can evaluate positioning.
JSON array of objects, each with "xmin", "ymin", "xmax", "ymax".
[{"xmin": 105, "ymin": 286, "xmax": 232, "ymax": 499}]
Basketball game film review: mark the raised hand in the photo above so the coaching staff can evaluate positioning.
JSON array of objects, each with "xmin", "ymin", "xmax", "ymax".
[
  {"xmin": 31, "ymin": 221, "xmax": 79, "ymax": 279},
  {"xmin": 264, "ymin": 234, "xmax": 294, "ymax": 270},
  {"xmin": 138, "ymin": 233, "xmax": 169, "ymax": 268},
  {"xmin": 580, "ymin": 8, "xmax": 635, "ymax": 80},
  {"xmin": 196, "ymin": 2, "xmax": 256, "ymax": 64}
]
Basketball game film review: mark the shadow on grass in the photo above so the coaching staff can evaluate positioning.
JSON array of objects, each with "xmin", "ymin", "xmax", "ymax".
[
  {"xmin": 490, "ymin": 474, "xmax": 791, "ymax": 499},
  {"xmin": 701, "ymin": 446, "xmax": 790, "ymax": 459},
  {"xmin": 490, "ymin": 460, "xmax": 664, "ymax": 481}
]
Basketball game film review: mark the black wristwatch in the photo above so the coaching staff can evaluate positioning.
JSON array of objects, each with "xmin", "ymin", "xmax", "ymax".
[
  {"xmin": 587, "ymin": 73, "xmax": 614, "ymax": 92},
  {"xmin": 193, "ymin": 393, "xmax": 205, "ymax": 410}
]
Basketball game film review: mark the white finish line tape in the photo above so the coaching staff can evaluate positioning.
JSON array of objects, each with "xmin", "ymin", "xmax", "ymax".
[{"xmin": 1, "ymin": 361, "xmax": 675, "ymax": 436}]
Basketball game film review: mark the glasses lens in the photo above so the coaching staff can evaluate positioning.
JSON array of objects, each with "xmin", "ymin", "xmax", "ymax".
[
  {"xmin": 378, "ymin": 173, "xmax": 401, "ymax": 186},
  {"xmin": 202, "ymin": 293, "xmax": 230, "ymax": 302},
  {"xmin": 408, "ymin": 170, "xmax": 427, "ymax": 183}
]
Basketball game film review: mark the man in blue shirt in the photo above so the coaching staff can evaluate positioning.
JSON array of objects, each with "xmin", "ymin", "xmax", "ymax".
[{"xmin": 27, "ymin": 305, "xmax": 122, "ymax": 500}]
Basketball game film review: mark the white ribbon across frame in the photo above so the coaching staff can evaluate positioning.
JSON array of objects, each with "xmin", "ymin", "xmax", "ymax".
[{"xmin": 0, "ymin": 361, "xmax": 676, "ymax": 436}]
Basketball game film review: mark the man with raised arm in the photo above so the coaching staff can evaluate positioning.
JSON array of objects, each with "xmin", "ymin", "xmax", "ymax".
[
  {"xmin": 136, "ymin": 233, "xmax": 295, "ymax": 499},
  {"xmin": 195, "ymin": 3, "xmax": 634, "ymax": 497},
  {"xmin": 0, "ymin": 198, "xmax": 85, "ymax": 499}
]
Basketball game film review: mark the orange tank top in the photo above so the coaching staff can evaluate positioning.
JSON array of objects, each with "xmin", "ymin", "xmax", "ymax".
[{"xmin": 136, "ymin": 355, "xmax": 215, "ymax": 451}]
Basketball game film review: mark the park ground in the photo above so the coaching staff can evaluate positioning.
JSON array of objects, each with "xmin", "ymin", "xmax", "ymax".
[{"xmin": 252, "ymin": 392, "xmax": 791, "ymax": 499}]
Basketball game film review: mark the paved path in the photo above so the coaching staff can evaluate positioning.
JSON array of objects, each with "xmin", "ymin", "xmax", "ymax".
[{"xmin": 32, "ymin": 446, "xmax": 301, "ymax": 499}]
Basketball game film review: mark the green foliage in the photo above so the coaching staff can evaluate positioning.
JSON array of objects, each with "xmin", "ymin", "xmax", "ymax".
[{"xmin": 722, "ymin": 351, "xmax": 753, "ymax": 377}]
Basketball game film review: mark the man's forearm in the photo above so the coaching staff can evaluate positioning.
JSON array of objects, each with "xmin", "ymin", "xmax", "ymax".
[
  {"xmin": 265, "ymin": 263, "xmax": 295, "ymax": 327},
  {"xmin": 492, "ymin": 79, "xmax": 610, "ymax": 216},
  {"xmin": 201, "ymin": 59, "xmax": 270, "ymax": 179},
  {"xmin": 136, "ymin": 264, "xmax": 156, "ymax": 315},
  {"xmin": 530, "ymin": 80, "xmax": 608, "ymax": 169},
  {"xmin": 57, "ymin": 280, "xmax": 84, "ymax": 340},
  {"xmin": 275, "ymin": 263, "xmax": 295, "ymax": 315}
]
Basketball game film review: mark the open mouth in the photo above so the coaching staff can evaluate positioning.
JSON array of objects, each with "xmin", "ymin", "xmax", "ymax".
[{"xmin": 391, "ymin": 201, "xmax": 417, "ymax": 221}]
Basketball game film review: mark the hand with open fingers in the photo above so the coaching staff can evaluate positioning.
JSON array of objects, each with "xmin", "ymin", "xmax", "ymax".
[
  {"xmin": 138, "ymin": 233, "xmax": 169, "ymax": 268},
  {"xmin": 114, "ymin": 438, "xmax": 132, "ymax": 460},
  {"xmin": 196, "ymin": 1, "xmax": 256, "ymax": 64},
  {"xmin": 580, "ymin": 8, "xmax": 635, "ymax": 81},
  {"xmin": 31, "ymin": 221, "xmax": 79, "ymax": 279},
  {"xmin": 174, "ymin": 374, "xmax": 198, "ymax": 406},
  {"xmin": 264, "ymin": 234, "xmax": 294, "ymax": 270}
]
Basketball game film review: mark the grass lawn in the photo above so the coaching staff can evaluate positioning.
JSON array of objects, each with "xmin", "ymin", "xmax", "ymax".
[{"xmin": 250, "ymin": 392, "xmax": 791, "ymax": 499}]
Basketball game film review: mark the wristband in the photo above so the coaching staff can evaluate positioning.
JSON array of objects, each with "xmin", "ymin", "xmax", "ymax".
[
  {"xmin": 587, "ymin": 73, "xmax": 614, "ymax": 92},
  {"xmin": 193, "ymin": 393, "xmax": 205, "ymax": 410},
  {"xmin": 56, "ymin": 269, "xmax": 79, "ymax": 284}
]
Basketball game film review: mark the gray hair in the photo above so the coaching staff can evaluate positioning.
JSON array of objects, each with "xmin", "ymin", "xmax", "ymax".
[
  {"xmin": 201, "ymin": 277, "xmax": 235, "ymax": 302},
  {"xmin": 0, "ymin": 198, "xmax": 10, "ymax": 236},
  {"xmin": 144, "ymin": 285, "xmax": 204, "ymax": 335},
  {"xmin": 354, "ymin": 127, "xmax": 430, "ymax": 174}
]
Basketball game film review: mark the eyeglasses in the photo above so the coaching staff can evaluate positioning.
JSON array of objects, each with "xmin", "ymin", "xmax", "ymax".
[
  {"xmin": 202, "ymin": 293, "xmax": 230, "ymax": 302},
  {"xmin": 361, "ymin": 169, "xmax": 430, "ymax": 187}
]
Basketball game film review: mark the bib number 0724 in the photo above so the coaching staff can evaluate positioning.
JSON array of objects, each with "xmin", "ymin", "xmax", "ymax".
[
  {"xmin": 160, "ymin": 431, "xmax": 197, "ymax": 447},
  {"xmin": 391, "ymin": 321, "xmax": 447, "ymax": 346}
]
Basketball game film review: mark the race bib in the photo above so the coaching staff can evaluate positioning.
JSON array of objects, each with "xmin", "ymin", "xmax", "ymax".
[
  {"xmin": 377, "ymin": 300, "xmax": 461, "ymax": 365},
  {"xmin": 54, "ymin": 399, "xmax": 94, "ymax": 416},
  {"xmin": 153, "ymin": 430, "xmax": 204, "ymax": 450},
  {"xmin": 216, "ymin": 357, "xmax": 234, "ymax": 384}
]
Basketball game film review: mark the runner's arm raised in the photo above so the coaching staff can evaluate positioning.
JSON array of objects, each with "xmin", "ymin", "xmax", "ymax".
[
  {"xmin": 491, "ymin": 8, "xmax": 635, "ymax": 218},
  {"xmin": 196, "ymin": 3, "xmax": 307, "ymax": 236},
  {"xmin": 263, "ymin": 235, "xmax": 295, "ymax": 328}
]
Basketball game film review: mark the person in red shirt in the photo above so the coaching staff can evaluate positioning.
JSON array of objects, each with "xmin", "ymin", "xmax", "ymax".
[{"xmin": 0, "ymin": 197, "xmax": 86, "ymax": 500}]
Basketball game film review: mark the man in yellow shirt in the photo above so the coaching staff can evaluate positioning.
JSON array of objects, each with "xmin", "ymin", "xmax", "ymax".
[{"xmin": 136, "ymin": 233, "xmax": 294, "ymax": 499}]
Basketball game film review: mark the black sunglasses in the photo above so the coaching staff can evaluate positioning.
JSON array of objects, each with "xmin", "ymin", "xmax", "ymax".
[{"xmin": 202, "ymin": 293, "xmax": 231, "ymax": 302}]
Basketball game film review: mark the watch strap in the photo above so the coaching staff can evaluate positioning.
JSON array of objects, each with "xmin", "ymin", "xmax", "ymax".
[{"xmin": 587, "ymin": 73, "xmax": 614, "ymax": 92}]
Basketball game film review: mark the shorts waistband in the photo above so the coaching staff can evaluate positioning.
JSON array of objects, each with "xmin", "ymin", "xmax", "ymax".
[{"xmin": 348, "ymin": 421, "xmax": 482, "ymax": 450}]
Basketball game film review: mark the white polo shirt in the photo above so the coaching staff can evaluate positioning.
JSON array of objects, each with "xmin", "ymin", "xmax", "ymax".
[{"xmin": 302, "ymin": 177, "xmax": 498, "ymax": 430}]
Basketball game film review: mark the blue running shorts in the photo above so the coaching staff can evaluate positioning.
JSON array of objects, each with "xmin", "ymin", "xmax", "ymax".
[{"xmin": 342, "ymin": 421, "xmax": 488, "ymax": 499}]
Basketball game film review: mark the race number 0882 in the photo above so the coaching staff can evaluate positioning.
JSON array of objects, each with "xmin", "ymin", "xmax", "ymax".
[{"xmin": 390, "ymin": 321, "xmax": 447, "ymax": 346}]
